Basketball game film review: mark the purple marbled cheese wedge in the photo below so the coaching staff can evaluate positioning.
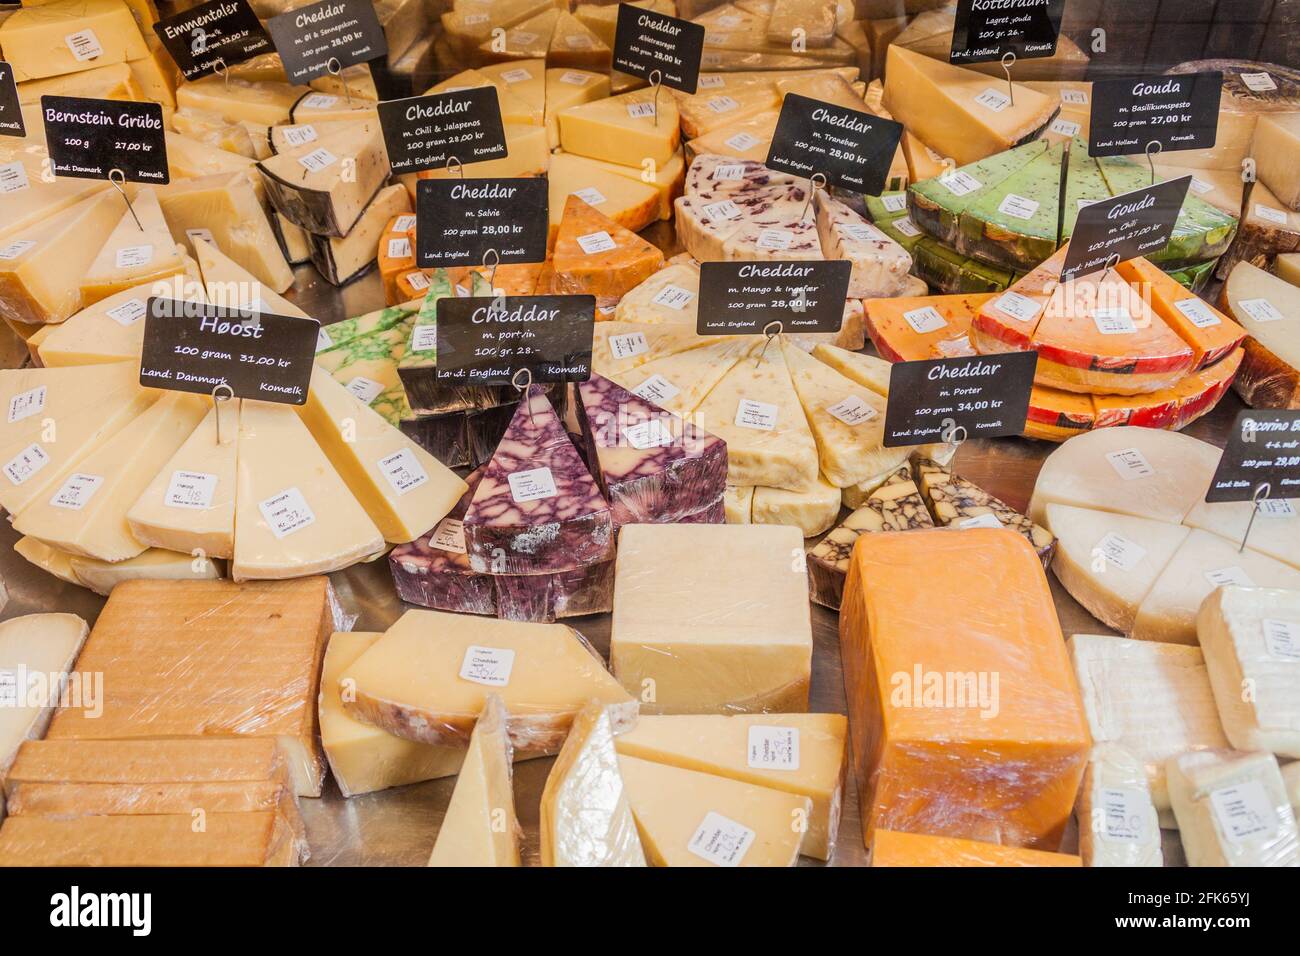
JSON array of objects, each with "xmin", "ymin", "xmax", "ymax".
[
  {"xmin": 677, "ymin": 494, "xmax": 726, "ymax": 524},
  {"xmin": 494, "ymin": 560, "xmax": 615, "ymax": 622},
  {"xmin": 462, "ymin": 385, "xmax": 614, "ymax": 574},
  {"xmin": 390, "ymin": 468, "xmax": 496, "ymax": 614},
  {"xmin": 577, "ymin": 373, "xmax": 727, "ymax": 527}
]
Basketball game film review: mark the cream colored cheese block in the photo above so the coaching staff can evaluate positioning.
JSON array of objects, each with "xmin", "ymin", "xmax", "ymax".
[
  {"xmin": 540, "ymin": 699, "xmax": 646, "ymax": 867},
  {"xmin": 0, "ymin": 147, "xmax": 110, "ymax": 243},
  {"xmin": 194, "ymin": 238, "xmax": 309, "ymax": 319},
  {"xmin": 618, "ymin": 755, "xmax": 811, "ymax": 866},
  {"xmin": 615, "ymin": 712, "xmax": 847, "ymax": 860},
  {"xmin": 558, "ymin": 88, "xmax": 682, "ymax": 168},
  {"xmin": 611, "ymin": 524, "xmax": 813, "ymax": 715},
  {"xmin": 441, "ymin": 0, "xmax": 553, "ymax": 55},
  {"xmin": 320, "ymin": 632, "xmax": 465, "ymax": 798},
  {"xmin": 265, "ymin": 119, "xmax": 362, "ymax": 155},
  {"xmin": 1277, "ymin": 254, "xmax": 1300, "ymax": 287},
  {"xmin": 1077, "ymin": 744, "xmax": 1163, "ymax": 867},
  {"xmin": 1027, "ymin": 426, "xmax": 1221, "ymax": 527},
  {"xmin": 68, "ymin": 547, "xmax": 220, "ymax": 596},
  {"xmin": 343, "ymin": 609, "xmax": 637, "ymax": 753},
  {"xmin": 13, "ymin": 536, "xmax": 81, "ymax": 585},
  {"xmin": 724, "ymin": 484, "xmax": 754, "ymax": 523},
  {"xmin": 478, "ymin": 8, "xmax": 556, "ymax": 62},
  {"xmin": 544, "ymin": 68, "xmax": 611, "ymax": 149},
  {"xmin": 14, "ymin": 61, "xmax": 145, "ymax": 104},
  {"xmin": 552, "ymin": 148, "xmax": 684, "ymax": 221},
  {"xmin": 274, "ymin": 213, "xmax": 311, "ymax": 265},
  {"xmin": 809, "ymin": 343, "xmax": 889, "ymax": 397},
  {"xmin": 611, "ymin": 262, "xmax": 701, "ymax": 325},
  {"xmin": 164, "ymin": 131, "xmax": 259, "ymax": 193},
  {"xmin": 130, "ymin": 36, "xmax": 179, "ymax": 112},
  {"xmin": 0, "ymin": 613, "xmax": 90, "ymax": 774},
  {"xmin": 1167, "ymin": 750, "xmax": 1299, "ymax": 867},
  {"xmin": 608, "ymin": 336, "xmax": 756, "ymax": 419},
  {"xmin": 309, "ymin": 184, "xmax": 411, "ymax": 286},
  {"xmin": 1068, "ymin": 633, "xmax": 1229, "ymax": 817},
  {"xmin": 1046, "ymin": 503, "xmax": 1191, "ymax": 634},
  {"xmin": 692, "ymin": 341, "xmax": 818, "ymax": 492},
  {"xmin": 1153, "ymin": 165, "xmax": 1246, "ymax": 218},
  {"xmin": 176, "ymin": 74, "xmax": 306, "ymax": 127},
  {"xmin": 1254, "ymin": 114, "xmax": 1300, "ymax": 211},
  {"xmin": 750, "ymin": 473, "xmax": 841, "ymax": 537},
  {"xmin": 1197, "ymin": 586, "xmax": 1300, "ymax": 757},
  {"xmin": 0, "ymin": 361, "xmax": 157, "ymax": 514},
  {"xmin": 1183, "ymin": 497, "xmax": 1300, "ymax": 570},
  {"xmin": 426, "ymin": 67, "xmax": 544, "ymax": 128},
  {"xmin": 297, "ymin": 366, "xmax": 466, "ymax": 544},
  {"xmin": 546, "ymin": 10, "xmax": 611, "ymax": 72},
  {"xmin": 1222, "ymin": 261, "xmax": 1300, "ymax": 409},
  {"xmin": 0, "ymin": 0, "xmax": 149, "ymax": 82},
  {"xmin": 78, "ymin": 188, "xmax": 188, "ymax": 307},
  {"xmin": 232, "ymin": 400, "xmax": 384, "ymax": 581},
  {"xmin": 126, "ymin": 403, "xmax": 237, "ymax": 559},
  {"xmin": 257, "ymin": 121, "xmax": 389, "ymax": 237},
  {"xmin": 1133, "ymin": 530, "xmax": 1300, "ymax": 645},
  {"xmin": 427, "ymin": 696, "xmax": 521, "ymax": 867},
  {"xmin": 12, "ymin": 391, "xmax": 208, "ymax": 561}
]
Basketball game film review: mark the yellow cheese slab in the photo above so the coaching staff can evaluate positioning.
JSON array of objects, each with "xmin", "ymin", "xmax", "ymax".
[
  {"xmin": 608, "ymin": 336, "xmax": 756, "ymax": 419},
  {"xmin": 69, "ymin": 547, "xmax": 221, "ymax": 595},
  {"xmin": 176, "ymin": 74, "xmax": 306, "ymax": 127},
  {"xmin": 78, "ymin": 188, "xmax": 188, "ymax": 307},
  {"xmin": 416, "ymin": 123, "xmax": 549, "ymax": 181},
  {"xmin": 0, "ymin": 0, "xmax": 150, "ymax": 82},
  {"xmin": 13, "ymin": 536, "xmax": 81, "ymax": 585},
  {"xmin": 546, "ymin": 151, "xmax": 661, "ymax": 243},
  {"xmin": 0, "ymin": 613, "xmax": 89, "ymax": 774},
  {"xmin": 558, "ymin": 88, "xmax": 682, "ymax": 168},
  {"xmin": 553, "ymin": 148, "xmax": 684, "ymax": 221},
  {"xmin": 194, "ymin": 238, "xmax": 308, "ymax": 319},
  {"xmin": 750, "ymin": 473, "xmax": 843, "ymax": 537}
]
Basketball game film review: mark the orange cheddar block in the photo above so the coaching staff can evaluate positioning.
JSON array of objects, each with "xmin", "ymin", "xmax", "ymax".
[
  {"xmin": 1092, "ymin": 384, "xmax": 1181, "ymax": 429},
  {"xmin": 840, "ymin": 528, "xmax": 1091, "ymax": 850},
  {"xmin": 1116, "ymin": 257, "xmax": 1245, "ymax": 370},
  {"xmin": 393, "ymin": 269, "xmax": 432, "ymax": 304},
  {"xmin": 547, "ymin": 196, "xmax": 664, "ymax": 300},
  {"xmin": 377, "ymin": 213, "xmax": 417, "ymax": 304},
  {"xmin": 864, "ymin": 292, "xmax": 994, "ymax": 362},
  {"xmin": 871, "ymin": 830, "xmax": 1082, "ymax": 867}
]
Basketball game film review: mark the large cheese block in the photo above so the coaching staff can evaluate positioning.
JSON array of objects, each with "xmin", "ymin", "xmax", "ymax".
[
  {"xmin": 66, "ymin": 547, "xmax": 220, "ymax": 595},
  {"xmin": 749, "ymin": 473, "xmax": 841, "ymax": 537},
  {"xmin": 810, "ymin": 341, "xmax": 895, "ymax": 395},
  {"xmin": 0, "ymin": 614, "xmax": 89, "ymax": 776},
  {"xmin": 548, "ymin": 196, "xmax": 664, "ymax": 300},
  {"xmin": 554, "ymin": 148, "xmax": 684, "ymax": 223},
  {"xmin": 1167, "ymin": 750, "xmax": 1299, "ymax": 867},
  {"xmin": 870, "ymin": 829, "xmax": 1082, "ymax": 866},
  {"xmin": 1253, "ymin": 114, "xmax": 1300, "ymax": 212},
  {"xmin": 14, "ymin": 61, "xmax": 145, "ymax": 105},
  {"xmin": 895, "ymin": 6, "xmax": 1088, "ymax": 80},
  {"xmin": 610, "ymin": 262, "xmax": 701, "ymax": 326},
  {"xmin": 1068, "ymin": 633, "xmax": 1229, "ymax": 816},
  {"xmin": 1115, "ymin": 257, "xmax": 1245, "ymax": 370},
  {"xmin": 343, "ymin": 609, "xmax": 636, "ymax": 753},
  {"xmin": 557, "ymin": 88, "xmax": 681, "ymax": 168},
  {"xmin": 544, "ymin": 69, "xmax": 611, "ymax": 149},
  {"xmin": 685, "ymin": 110, "xmax": 779, "ymax": 163},
  {"xmin": 44, "ymin": 577, "xmax": 333, "ymax": 797},
  {"xmin": 617, "ymin": 755, "xmax": 811, "ymax": 866},
  {"xmin": 547, "ymin": 151, "xmax": 660, "ymax": 244},
  {"xmin": 0, "ymin": 147, "xmax": 109, "ymax": 245},
  {"xmin": 1183, "ymin": 496, "xmax": 1300, "ymax": 571},
  {"xmin": 1221, "ymin": 261, "xmax": 1300, "ymax": 408},
  {"xmin": 614, "ymin": 712, "xmax": 847, "ymax": 860},
  {"xmin": 1077, "ymin": 744, "xmax": 1163, "ymax": 867},
  {"xmin": 77, "ymin": 188, "xmax": 187, "ymax": 308},
  {"xmin": 546, "ymin": 10, "xmax": 611, "ymax": 71},
  {"xmin": 611, "ymin": 524, "xmax": 812, "ymax": 714},
  {"xmin": 309, "ymin": 184, "xmax": 411, "ymax": 286},
  {"xmin": 540, "ymin": 699, "xmax": 646, "ymax": 867},
  {"xmin": 258, "ymin": 121, "xmax": 389, "ymax": 237},
  {"xmin": 426, "ymin": 65, "xmax": 544, "ymax": 127},
  {"xmin": 414, "ymin": 124, "xmax": 549, "ymax": 188},
  {"xmin": 0, "ymin": 0, "xmax": 149, "ymax": 82},
  {"xmin": 724, "ymin": 484, "xmax": 753, "ymax": 523},
  {"xmin": 427, "ymin": 695, "xmax": 521, "ymax": 868},
  {"xmin": 841, "ymin": 528, "xmax": 1090, "ymax": 849}
]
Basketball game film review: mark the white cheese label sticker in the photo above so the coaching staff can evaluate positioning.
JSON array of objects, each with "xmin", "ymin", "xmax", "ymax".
[
  {"xmin": 880, "ymin": 194, "xmax": 907, "ymax": 213},
  {"xmin": 49, "ymin": 473, "xmax": 103, "ymax": 510},
  {"xmin": 939, "ymin": 171, "xmax": 981, "ymax": 196},
  {"xmin": 511, "ymin": 31, "xmax": 540, "ymax": 45},
  {"xmin": 1093, "ymin": 307, "xmax": 1137, "ymax": 335},
  {"xmin": 632, "ymin": 374, "xmax": 679, "ymax": 405},
  {"xmin": 0, "ymin": 670, "xmax": 15, "ymax": 707},
  {"xmin": 0, "ymin": 240, "xmax": 36, "ymax": 261},
  {"xmin": 501, "ymin": 67, "xmax": 534, "ymax": 83},
  {"xmin": 7, "ymin": 386, "xmax": 46, "ymax": 424},
  {"xmin": 992, "ymin": 290, "xmax": 1042, "ymax": 323},
  {"xmin": 1188, "ymin": 177, "xmax": 1213, "ymax": 195},
  {"xmin": 3, "ymin": 443, "xmax": 50, "ymax": 485},
  {"xmin": 1255, "ymin": 204, "xmax": 1288, "ymax": 225},
  {"xmin": 1060, "ymin": 89, "xmax": 1089, "ymax": 105},
  {"xmin": 508, "ymin": 467, "xmax": 557, "ymax": 502},
  {"xmin": 747, "ymin": 726, "xmax": 800, "ymax": 770},
  {"xmin": 0, "ymin": 162, "xmax": 29, "ymax": 194},
  {"xmin": 576, "ymin": 231, "xmax": 617, "ymax": 254},
  {"xmin": 699, "ymin": 75, "xmax": 725, "ymax": 88},
  {"xmin": 315, "ymin": 328, "xmax": 333, "ymax": 352},
  {"xmin": 974, "ymin": 88, "xmax": 1011, "ymax": 112},
  {"xmin": 282, "ymin": 125, "xmax": 318, "ymax": 147},
  {"xmin": 1106, "ymin": 447, "xmax": 1154, "ymax": 480},
  {"xmin": 1173, "ymin": 297, "xmax": 1221, "ymax": 328},
  {"xmin": 724, "ymin": 132, "xmax": 760, "ymax": 151},
  {"xmin": 608, "ymin": 331, "xmax": 649, "ymax": 359},
  {"xmin": 838, "ymin": 222, "xmax": 887, "ymax": 243},
  {"xmin": 346, "ymin": 377, "xmax": 384, "ymax": 403},
  {"xmin": 430, "ymin": 517, "xmax": 466, "ymax": 554},
  {"xmin": 903, "ymin": 305, "xmax": 947, "ymax": 334},
  {"xmin": 826, "ymin": 395, "xmax": 877, "ymax": 426},
  {"xmin": 1097, "ymin": 788, "xmax": 1151, "ymax": 844},
  {"xmin": 564, "ymin": 34, "xmax": 591, "ymax": 49},
  {"xmin": 626, "ymin": 102, "xmax": 656, "ymax": 119},
  {"xmin": 1240, "ymin": 72, "xmax": 1278, "ymax": 92},
  {"xmin": 1262, "ymin": 619, "xmax": 1300, "ymax": 662},
  {"xmin": 559, "ymin": 71, "xmax": 591, "ymax": 85},
  {"xmin": 1258, "ymin": 499, "xmax": 1297, "ymax": 518},
  {"xmin": 297, "ymin": 148, "xmax": 338, "ymax": 173},
  {"xmin": 1049, "ymin": 118, "xmax": 1081, "ymax": 137},
  {"xmin": 708, "ymin": 96, "xmax": 739, "ymax": 113},
  {"xmin": 403, "ymin": 271, "xmax": 430, "ymax": 291},
  {"xmin": 702, "ymin": 200, "xmax": 742, "ymax": 222},
  {"xmin": 462, "ymin": 12, "xmax": 488, "ymax": 24},
  {"xmin": 411, "ymin": 325, "xmax": 439, "ymax": 352},
  {"xmin": 387, "ymin": 238, "xmax": 412, "ymax": 260},
  {"xmin": 393, "ymin": 214, "xmax": 417, "ymax": 233},
  {"xmin": 958, "ymin": 512, "xmax": 1004, "ymax": 530},
  {"xmin": 459, "ymin": 645, "xmax": 515, "ymax": 687},
  {"xmin": 756, "ymin": 228, "xmax": 793, "ymax": 251},
  {"xmin": 998, "ymin": 194, "xmax": 1040, "ymax": 221},
  {"xmin": 300, "ymin": 93, "xmax": 339, "ymax": 109},
  {"xmin": 651, "ymin": 285, "xmax": 695, "ymax": 310},
  {"xmin": 572, "ymin": 187, "xmax": 606, "ymax": 206},
  {"xmin": 65, "ymin": 30, "xmax": 104, "ymax": 61},
  {"xmin": 1209, "ymin": 780, "xmax": 1279, "ymax": 844},
  {"xmin": 164, "ymin": 470, "xmax": 218, "ymax": 510},
  {"xmin": 1204, "ymin": 566, "xmax": 1254, "ymax": 588},
  {"xmin": 114, "ymin": 245, "xmax": 154, "ymax": 269},
  {"xmin": 892, "ymin": 217, "xmax": 921, "ymax": 237},
  {"xmin": 734, "ymin": 398, "xmax": 778, "ymax": 431},
  {"xmin": 1096, "ymin": 531, "xmax": 1147, "ymax": 572},
  {"xmin": 378, "ymin": 449, "xmax": 429, "ymax": 495},
  {"xmin": 1237, "ymin": 298, "xmax": 1283, "ymax": 323},
  {"xmin": 259, "ymin": 487, "xmax": 316, "ymax": 538},
  {"xmin": 623, "ymin": 419, "xmax": 675, "ymax": 450},
  {"xmin": 713, "ymin": 163, "xmax": 747, "ymax": 181},
  {"xmin": 688, "ymin": 812, "xmax": 755, "ymax": 867}
]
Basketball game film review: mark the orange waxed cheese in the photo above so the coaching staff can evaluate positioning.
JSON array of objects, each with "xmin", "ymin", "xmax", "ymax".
[
  {"xmin": 863, "ymin": 292, "xmax": 994, "ymax": 362},
  {"xmin": 840, "ymin": 528, "xmax": 1091, "ymax": 850},
  {"xmin": 870, "ymin": 830, "xmax": 1082, "ymax": 867},
  {"xmin": 1026, "ymin": 383, "xmax": 1096, "ymax": 433},
  {"xmin": 547, "ymin": 196, "xmax": 664, "ymax": 300},
  {"xmin": 1115, "ymin": 257, "xmax": 1245, "ymax": 369}
]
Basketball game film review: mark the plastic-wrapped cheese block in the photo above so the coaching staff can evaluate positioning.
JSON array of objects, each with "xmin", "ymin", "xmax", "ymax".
[
  {"xmin": 1068, "ymin": 633, "xmax": 1228, "ymax": 819},
  {"xmin": 609, "ymin": 263, "xmax": 700, "ymax": 325},
  {"xmin": 343, "ymin": 609, "xmax": 636, "ymax": 754},
  {"xmin": 1115, "ymin": 257, "xmax": 1245, "ymax": 370},
  {"xmin": 67, "ymin": 548, "xmax": 221, "ymax": 596},
  {"xmin": 257, "ymin": 121, "xmax": 390, "ymax": 237},
  {"xmin": 614, "ymin": 713, "xmax": 847, "ymax": 861},
  {"xmin": 1076, "ymin": 744, "xmax": 1163, "ymax": 867},
  {"xmin": 548, "ymin": 196, "xmax": 664, "ymax": 300},
  {"xmin": 916, "ymin": 459, "xmax": 1055, "ymax": 565},
  {"xmin": 870, "ymin": 829, "xmax": 1082, "ymax": 866},
  {"xmin": 723, "ymin": 484, "xmax": 754, "ymax": 523},
  {"xmin": 591, "ymin": 322, "xmax": 714, "ymax": 377},
  {"xmin": 841, "ymin": 528, "xmax": 1090, "ymax": 849},
  {"xmin": 44, "ymin": 578, "xmax": 333, "ymax": 796},
  {"xmin": 540, "ymin": 700, "xmax": 647, "ymax": 867},
  {"xmin": 610, "ymin": 337, "xmax": 758, "ymax": 420},
  {"xmin": 611, "ymin": 524, "xmax": 812, "ymax": 715},
  {"xmin": 813, "ymin": 192, "xmax": 912, "ymax": 297},
  {"xmin": 1197, "ymin": 586, "xmax": 1300, "ymax": 757},
  {"xmin": 1132, "ymin": 530, "xmax": 1300, "ymax": 644},
  {"xmin": 1045, "ymin": 503, "xmax": 1190, "ymax": 634},
  {"xmin": 617, "ymin": 755, "xmax": 812, "ymax": 866},
  {"xmin": 575, "ymin": 373, "xmax": 727, "ymax": 527},
  {"xmin": 427, "ymin": 696, "xmax": 521, "ymax": 868},
  {"xmin": 750, "ymin": 474, "xmax": 841, "ymax": 537},
  {"xmin": 863, "ymin": 292, "xmax": 994, "ymax": 362},
  {"xmin": 1026, "ymin": 426, "xmax": 1221, "ymax": 527},
  {"xmin": 1166, "ymin": 750, "xmax": 1300, "ymax": 867},
  {"xmin": 1183, "ymin": 497, "xmax": 1300, "ymax": 570},
  {"xmin": 1285, "ymin": 763, "xmax": 1300, "ymax": 812},
  {"xmin": 0, "ymin": 614, "xmax": 90, "ymax": 776},
  {"xmin": 319, "ymin": 632, "xmax": 464, "ymax": 798},
  {"xmin": 1221, "ymin": 261, "xmax": 1300, "ymax": 409}
]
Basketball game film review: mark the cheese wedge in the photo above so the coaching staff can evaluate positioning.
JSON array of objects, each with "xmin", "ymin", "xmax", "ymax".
[
  {"xmin": 14, "ymin": 61, "xmax": 144, "ymax": 104},
  {"xmin": 164, "ymin": 130, "xmax": 258, "ymax": 186},
  {"xmin": 611, "ymin": 262, "xmax": 700, "ymax": 325},
  {"xmin": 68, "ymin": 547, "xmax": 220, "ymax": 595},
  {"xmin": 809, "ymin": 342, "xmax": 892, "ymax": 395},
  {"xmin": 750, "ymin": 473, "xmax": 841, "ymax": 537},
  {"xmin": 1077, "ymin": 744, "xmax": 1164, "ymax": 867},
  {"xmin": 194, "ymin": 238, "xmax": 308, "ymax": 319},
  {"xmin": 609, "ymin": 337, "xmax": 756, "ymax": 419},
  {"xmin": 0, "ymin": 0, "xmax": 149, "ymax": 82},
  {"xmin": 617, "ymin": 755, "xmax": 811, "ymax": 866},
  {"xmin": 547, "ymin": 151, "xmax": 661, "ymax": 243},
  {"xmin": 176, "ymin": 74, "xmax": 305, "ymax": 127},
  {"xmin": 78, "ymin": 188, "xmax": 187, "ymax": 307},
  {"xmin": 415, "ymin": 123, "xmax": 549, "ymax": 184},
  {"xmin": 814, "ymin": 192, "xmax": 912, "ymax": 298},
  {"xmin": 1183, "ymin": 497, "xmax": 1300, "ymax": 571},
  {"xmin": 558, "ymin": 88, "xmax": 682, "ymax": 168},
  {"xmin": 870, "ymin": 829, "xmax": 1082, "ymax": 866},
  {"xmin": 13, "ymin": 536, "xmax": 81, "ymax": 585},
  {"xmin": 427, "ymin": 695, "xmax": 521, "ymax": 867},
  {"xmin": 308, "ymin": 182, "xmax": 410, "ymax": 286},
  {"xmin": 686, "ymin": 110, "xmax": 780, "ymax": 163},
  {"xmin": 544, "ymin": 69, "xmax": 611, "ymax": 149},
  {"xmin": 426, "ymin": 68, "xmax": 543, "ymax": 128},
  {"xmin": 0, "ymin": 151, "xmax": 110, "ymax": 244},
  {"xmin": 548, "ymin": 196, "xmax": 664, "ymax": 299},
  {"xmin": 724, "ymin": 484, "xmax": 754, "ymax": 523},
  {"xmin": 546, "ymin": 10, "xmax": 611, "ymax": 71},
  {"xmin": 0, "ymin": 613, "xmax": 90, "ymax": 774},
  {"xmin": 552, "ymin": 147, "xmax": 684, "ymax": 221},
  {"xmin": 1221, "ymin": 261, "xmax": 1300, "ymax": 409},
  {"xmin": 1167, "ymin": 750, "xmax": 1299, "ymax": 867},
  {"xmin": 591, "ymin": 321, "xmax": 714, "ymax": 377},
  {"xmin": 257, "ymin": 121, "xmax": 389, "ymax": 237}
]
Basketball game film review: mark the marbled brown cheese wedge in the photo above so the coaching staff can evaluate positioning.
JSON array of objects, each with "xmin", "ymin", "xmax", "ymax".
[{"xmin": 915, "ymin": 458, "xmax": 1056, "ymax": 567}]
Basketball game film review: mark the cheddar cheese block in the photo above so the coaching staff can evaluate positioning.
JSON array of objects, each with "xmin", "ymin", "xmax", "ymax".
[
  {"xmin": 77, "ymin": 188, "xmax": 187, "ymax": 308},
  {"xmin": 547, "ymin": 196, "xmax": 664, "ymax": 300},
  {"xmin": 1221, "ymin": 261, "xmax": 1300, "ymax": 409},
  {"xmin": 1116, "ymin": 257, "xmax": 1245, "ymax": 369},
  {"xmin": 609, "ymin": 336, "xmax": 757, "ymax": 420},
  {"xmin": 557, "ymin": 88, "xmax": 682, "ymax": 168},
  {"xmin": 547, "ymin": 151, "xmax": 661, "ymax": 243}
]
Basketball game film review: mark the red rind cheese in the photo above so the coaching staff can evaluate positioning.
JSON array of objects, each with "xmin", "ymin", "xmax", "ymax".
[{"xmin": 1116, "ymin": 258, "xmax": 1245, "ymax": 370}]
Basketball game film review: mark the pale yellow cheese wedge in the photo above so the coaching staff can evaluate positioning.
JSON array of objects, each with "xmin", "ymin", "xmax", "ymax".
[
  {"xmin": 69, "ymin": 547, "xmax": 221, "ymax": 596},
  {"xmin": 810, "ymin": 342, "xmax": 892, "ymax": 396},
  {"xmin": 194, "ymin": 238, "xmax": 309, "ymax": 318},
  {"xmin": 0, "ymin": 613, "xmax": 90, "ymax": 774},
  {"xmin": 13, "ymin": 536, "xmax": 80, "ymax": 585},
  {"xmin": 78, "ymin": 188, "xmax": 188, "ymax": 307},
  {"xmin": 751, "ymin": 473, "xmax": 842, "ymax": 537},
  {"xmin": 558, "ymin": 88, "xmax": 681, "ymax": 168}
]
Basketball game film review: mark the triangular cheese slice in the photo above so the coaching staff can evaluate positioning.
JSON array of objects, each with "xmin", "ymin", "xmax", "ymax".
[
  {"xmin": 0, "ymin": 613, "xmax": 89, "ymax": 770},
  {"xmin": 614, "ymin": 713, "xmax": 847, "ymax": 861},
  {"xmin": 1115, "ymin": 256, "xmax": 1245, "ymax": 369},
  {"xmin": 78, "ymin": 188, "xmax": 188, "ymax": 308},
  {"xmin": 810, "ymin": 342, "xmax": 893, "ymax": 395},
  {"xmin": 915, "ymin": 457, "xmax": 1055, "ymax": 562},
  {"xmin": 556, "ymin": 88, "xmax": 681, "ymax": 169},
  {"xmin": 686, "ymin": 110, "xmax": 779, "ymax": 162},
  {"xmin": 781, "ymin": 341, "xmax": 903, "ymax": 487},
  {"xmin": 540, "ymin": 699, "xmax": 646, "ymax": 867},
  {"xmin": 554, "ymin": 148, "xmax": 684, "ymax": 220},
  {"xmin": 612, "ymin": 262, "xmax": 701, "ymax": 325},
  {"xmin": 608, "ymin": 336, "xmax": 756, "ymax": 418},
  {"xmin": 479, "ymin": 59, "xmax": 548, "ymax": 118},
  {"xmin": 68, "ymin": 548, "xmax": 222, "ymax": 596},
  {"xmin": 692, "ymin": 341, "xmax": 819, "ymax": 492},
  {"xmin": 13, "ymin": 392, "xmax": 209, "ymax": 561},
  {"xmin": 427, "ymin": 695, "xmax": 521, "ymax": 867},
  {"xmin": 478, "ymin": 9, "xmax": 557, "ymax": 60},
  {"xmin": 547, "ymin": 152, "xmax": 661, "ymax": 244},
  {"xmin": 126, "ymin": 402, "xmax": 240, "ymax": 559},
  {"xmin": 543, "ymin": 69, "xmax": 611, "ymax": 148},
  {"xmin": 860, "ymin": 292, "xmax": 993, "ymax": 362},
  {"xmin": 546, "ymin": 11, "xmax": 611, "ymax": 71},
  {"xmin": 592, "ymin": 321, "xmax": 714, "ymax": 377},
  {"xmin": 441, "ymin": 0, "xmax": 553, "ymax": 52},
  {"xmin": 427, "ymin": 67, "xmax": 543, "ymax": 127},
  {"xmin": 231, "ymin": 399, "xmax": 384, "ymax": 581},
  {"xmin": 1183, "ymin": 496, "xmax": 1300, "ymax": 571},
  {"xmin": 195, "ymin": 238, "xmax": 310, "ymax": 318},
  {"xmin": 297, "ymin": 365, "xmax": 466, "ymax": 543},
  {"xmin": 617, "ymin": 755, "xmax": 811, "ymax": 867},
  {"xmin": 549, "ymin": 196, "xmax": 664, "ymax": 298}
]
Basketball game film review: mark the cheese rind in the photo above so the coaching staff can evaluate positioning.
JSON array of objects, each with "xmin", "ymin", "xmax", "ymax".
[
  {"xmin": 1167, "ymin": 750, "xmax": 1299, "ymax": 867},
  {"xmin": 1222, "ymin": 261, "xmax": 1300, "ymax": 409},
  {"xmin": 257, "ymin": 122, "xmax": 389, "ymax": 237}
]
